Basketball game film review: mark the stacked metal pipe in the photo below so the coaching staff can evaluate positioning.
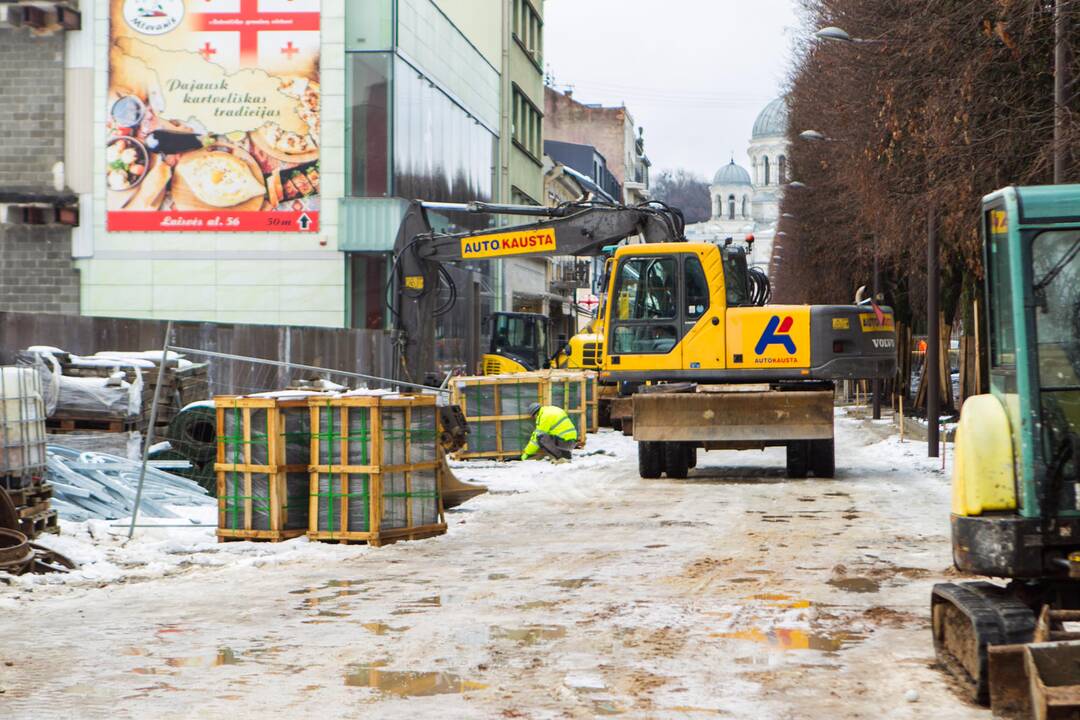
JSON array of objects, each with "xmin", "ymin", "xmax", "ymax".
[{"xmin": 45, "ymin": 446, "xmax": 214, "ymax": 521}]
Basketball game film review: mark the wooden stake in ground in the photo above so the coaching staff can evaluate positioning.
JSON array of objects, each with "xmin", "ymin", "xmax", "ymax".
[{"xmin": 899, "ymin": 395, "xmax": 905, "ymax": 443}]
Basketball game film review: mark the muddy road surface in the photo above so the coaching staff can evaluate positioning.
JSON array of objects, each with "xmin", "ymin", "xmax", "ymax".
[{"xmin": 1, "ymin": 410, "xmax": 983, "ymax": 718}]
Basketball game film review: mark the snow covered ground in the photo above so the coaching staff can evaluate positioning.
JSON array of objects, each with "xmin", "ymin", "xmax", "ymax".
[{"xmin": 0, "ymin": 408, "xmax": 984, "ymax": 719}]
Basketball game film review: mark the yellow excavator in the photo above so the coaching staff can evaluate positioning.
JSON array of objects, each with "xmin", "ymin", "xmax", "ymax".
[{"xmin": 391, "ymin": 198, "xmax": 895, "ymax": 478}]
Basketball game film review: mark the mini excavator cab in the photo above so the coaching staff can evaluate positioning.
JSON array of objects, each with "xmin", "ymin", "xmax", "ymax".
[
  {"xmin": 482, "ymin": 311, "xmax": 551, "ymax": 374},
  {"xmin": 932, "ymin": 185, "xmax": 1080, "ymax": 709}
]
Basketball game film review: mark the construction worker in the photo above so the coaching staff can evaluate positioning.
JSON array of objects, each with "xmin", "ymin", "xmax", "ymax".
[{"xmin": 521, "ymin": 402, "xmax": 578, "ymax": 461}]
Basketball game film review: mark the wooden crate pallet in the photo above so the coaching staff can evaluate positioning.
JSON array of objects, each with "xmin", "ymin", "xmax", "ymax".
[
  {"xmin": 450, "ymin": 374, "xmax": 545, "ymax": 461},
  {"xmin": 308, "ymin": 394, "xmax": 445, "ymax": 545},
  {"xmin": 20, "ymin": 509, "xmax": 57, "ymax": 539},
  {"xmin": 47, "ymin": 415, "xmax": 137, "ymax": 433},
  {"xmin": 0, "ymin": 472, "xmax": 44, "ymax": 494},
  {"xmin": 217, "ymin": 529, "xmax": 306, "ymax": 544},
  {"xmin": 583, "ymin": 371, "xmax": 599, "ymax": 433},
  {"xmin": 309, "ymin": 523, "xmax": 447, "ymax": 547},
  {"xmin": 215, "ymin": 396, "xmax": 311, "ymax": 543}
]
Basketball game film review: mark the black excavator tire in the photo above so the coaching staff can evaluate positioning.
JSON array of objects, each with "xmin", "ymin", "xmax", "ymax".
[
  {"xmin": 785, "ymin": 441, "xmax": 810, "ymax": 478},
  {"xmin": 811, "ymin": 438, "xmax": 835, "ymax": 478},
  {"xmin": 638, "ymin": 441, "xmax": 664, "ymax": 479},
  {"xmin": 663, "ymin": 442, "xmax": 690, "ymax": 479}
]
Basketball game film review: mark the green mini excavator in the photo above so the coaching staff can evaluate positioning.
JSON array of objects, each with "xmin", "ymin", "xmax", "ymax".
[{"xmin": 932, "ymin": 184, "xmax": 1080, "ymax": 715}]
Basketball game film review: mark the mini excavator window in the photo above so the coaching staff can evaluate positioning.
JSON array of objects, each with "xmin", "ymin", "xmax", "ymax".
[
  {"xmin": 1032, "ymin": 229, "xmax": 1080, "ymax": 483},
  {"xmin": 490, "ymin": 312, "xmax": 549, "ymax": 371}
]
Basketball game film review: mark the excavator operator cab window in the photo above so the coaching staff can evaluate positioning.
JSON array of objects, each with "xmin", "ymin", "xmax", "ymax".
[
  {"xmin": 610, "ymin": 254, "xmax": 712, "ymax": 356},
  {"xmin": 490, "ymin": 313, "xmax": 547, "ymax": 370},
  {"xmin": 721, "ymin": 249, "xmax": 751, "ymax": 306},
  {"xmin": 685, "ymin": 256, "xmax": 709, "ymax": 319},
  {"xmin": 611, "ymin": 256, "xmax": 678, "ymax": 354},
  {"xmin": 1030, "ymin": 228, "xmax": 1080, "ymax": 481}
]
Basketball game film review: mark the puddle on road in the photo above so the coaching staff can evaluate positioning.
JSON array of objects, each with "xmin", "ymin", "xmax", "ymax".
[
  {"xmin": 313, "ymin": 609, "xmax": 349, "ymax": 618},
  {"xmin": 517, "ymin": 600, "xmax": 562, "ymax": 610},
  {"xmin": 491, "ymin": 625, "xmax": 566, "ymax": 645},
  {"xmin": 166, "ymin": 648, "xmax": 242, "ymax": 668},
  {"xmin": 391, "ymin": 596, "xmax": 442, "ymax": 615},
  {"xmin": 549, "ymin": 578, "xmax": 594, "ymax": 589},
  {"xmin": 747, "ymin": 593, "xmax": 812, "ymax": 609},
  {"xmin": 363, "ymin": 622, "xmax": 409, "ymax": 635},
  {"xmin": 827, "ymin": 577, "xmax": 880, "ymax": 593},
  {"xmin": 132, "ymin": 648, "xmax": 241, "ymax": 674},
  {"xmin": 591, "ymin": 699, "xmax": 626, "ymax": 715},
  {"xmin": 663, "ymin": 707, "xmax": 725, "ymax": 716},
  {"xmin": 344, "ymin": 666, "xmax": 487, "ymax": 696},
  {"xmin": 291, "ymin": 579, "xmax": 370, "ymax": 596},
  {"xmin": 712, "ymin": 628, "xmax": 866, "ymax": 652}
]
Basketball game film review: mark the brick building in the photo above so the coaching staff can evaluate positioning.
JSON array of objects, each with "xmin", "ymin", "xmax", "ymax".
[
  {"xmin": 544, "ymin": 87, "xmax": 650, "ymax": 204},
  {"xmin": 0, "ymin": 18, "xmax": 81, "ymax": 314}
]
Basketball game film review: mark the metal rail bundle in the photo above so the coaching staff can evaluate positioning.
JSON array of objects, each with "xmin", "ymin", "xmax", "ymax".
[{"xmin": 46, "ymin": 447, "xmax": 214, "ymax": 521}]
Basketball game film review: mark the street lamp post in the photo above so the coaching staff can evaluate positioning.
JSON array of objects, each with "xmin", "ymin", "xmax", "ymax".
[
  {"xmin": 1054, "ymin": 0, "xmax": 1069, "ymax": 183},
  {"xmin": 927, "ymin": 206, "xmax": 940, "ymax": 457},
  {"xmin": 863, "ymin": 232, "xmax": 882, "ymax": 420}
]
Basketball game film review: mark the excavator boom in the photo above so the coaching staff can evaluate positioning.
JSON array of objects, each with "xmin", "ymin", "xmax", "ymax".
[{"xmin": 391, "ymin": 199, "xmax": 686, "ymax": 383}]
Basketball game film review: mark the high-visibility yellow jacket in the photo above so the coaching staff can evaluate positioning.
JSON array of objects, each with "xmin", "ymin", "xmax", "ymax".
[{"xmin": 521, "ymin": 405, "xmax": 578, "ymax": 459}]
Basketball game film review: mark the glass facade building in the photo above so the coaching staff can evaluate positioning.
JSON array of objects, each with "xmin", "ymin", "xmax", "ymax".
[{"xmin": 342, "ymin": 0, "xmax": 501, "ymax": 374}]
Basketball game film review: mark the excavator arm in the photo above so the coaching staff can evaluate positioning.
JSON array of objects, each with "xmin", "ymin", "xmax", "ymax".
[{"xmin": 390, "ymin": 199, "xmax": 685, "ymax": 383}]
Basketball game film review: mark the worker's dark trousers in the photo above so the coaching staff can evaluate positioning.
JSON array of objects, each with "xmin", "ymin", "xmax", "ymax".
[{"xmin": 537, "ymin": 433, "xmax": 574, "ymax": 460}]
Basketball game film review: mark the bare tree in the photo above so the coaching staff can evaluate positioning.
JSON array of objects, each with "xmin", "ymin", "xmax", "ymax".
[
  {"xmin": 777, "ymin": 0, "xmax": 1079, "ymax": 329},
  {"xmin": 651, "ymin": 169, "xmax": 712, "ymax": 224}
]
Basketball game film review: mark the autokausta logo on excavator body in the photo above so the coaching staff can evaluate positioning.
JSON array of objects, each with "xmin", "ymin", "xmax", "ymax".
[
  {"xmin": 754, "ymin": 315, "xmax": 798, "ymax": 363},
  {"xmin": 461, "ymin": 228, "xmax": 556, "ymax": 259}
]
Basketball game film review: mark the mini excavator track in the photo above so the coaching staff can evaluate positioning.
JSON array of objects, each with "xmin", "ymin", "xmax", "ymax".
[{"xmin": 931, "ymin": 581, "xmax": 1036, "ymax": 704}]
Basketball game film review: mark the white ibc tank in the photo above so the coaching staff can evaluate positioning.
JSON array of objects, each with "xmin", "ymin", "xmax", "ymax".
[{"xmin": 0, "ymin": 366, "xmax": 47, "ymax": 478}]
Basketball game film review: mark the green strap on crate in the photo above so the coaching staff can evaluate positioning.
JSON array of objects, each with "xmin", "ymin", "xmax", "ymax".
[
  {"xmin": 312, "ymin": 400, "xmax": 371, "ymax": 533},
  {"xmin": 218, "ymin": 402, "xmax": 273, "ymax": 531},
  {"xmin": 225, "ymin": 403, "xmax": 243, "ymax": 529}
]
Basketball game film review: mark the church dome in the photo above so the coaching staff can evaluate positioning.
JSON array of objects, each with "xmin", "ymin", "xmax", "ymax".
[
  {"xmin": 712, "ymin": 160, "xmax": 751, "ymax": 186},
  {"xmin": 752, "ymin": 97, "xmax": 789, "ymax": 139}
]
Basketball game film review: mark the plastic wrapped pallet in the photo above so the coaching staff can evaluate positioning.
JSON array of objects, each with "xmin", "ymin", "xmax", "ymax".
[
  {"xmin": 309, "ymin": 393, "xmax": 445, "ymax": 545},
  {"xmin": 0, "ymin": 367, "xmax": 47, "ymax": 489}
]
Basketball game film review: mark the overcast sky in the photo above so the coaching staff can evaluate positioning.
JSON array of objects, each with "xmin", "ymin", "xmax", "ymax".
[{"xmin": 543, "ymin": 0, "xmax": 800, "ymax": 181}]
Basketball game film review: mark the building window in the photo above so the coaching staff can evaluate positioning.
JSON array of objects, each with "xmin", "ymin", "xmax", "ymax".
[
  {"xmin": 763, "ymin": 157, "xmax": 770, "ymax": 186},
  {"xmin": 742, "ymin": 195, "xmax": 748, "ymax": 218},
  {"xmin": 513, "ymin": 0, "xmax": 543, "ymax": 66},
  {"xmin": 393, "ymin": 56, "xmax": 495, "ymax": 208},
  {"xmin": 778, "ymin": 155, "xmax": 787, "ymax": 185},
  {"xmin": 728, "ymin": 194, "xmax": 735, "ymax": 220},
  {"xmin": 512, "ymin": 85, "xmax": 543, "ymax": 161},
  {"xmin": 350, "ymin": 253, "xmax": 389, "ymax": 329},
  {"xmin": 346, "ymin": 53, "xmax": 391, "ymax": 196}
]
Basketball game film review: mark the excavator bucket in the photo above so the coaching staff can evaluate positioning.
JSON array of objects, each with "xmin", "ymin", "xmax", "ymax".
[
  {"xmin": 1025, "ymin": 641, "xmax": 1080, "ymax": 720},
  {"xmin": 439, "ymin": 457, "xmax": 486, "ymax": 510},
  {"xmin": 987, "ymin": 644, "xmax": 1032, "ymax": 718}
]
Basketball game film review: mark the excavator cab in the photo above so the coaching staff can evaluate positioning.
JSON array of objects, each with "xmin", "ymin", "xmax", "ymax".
[
  {"xmin": 482, "ymin": 311, "xmax": 551, "ymax": 374},
  {"xmin": 932, "ymin": 185, "xmax": 1080, "ymax": 710}
]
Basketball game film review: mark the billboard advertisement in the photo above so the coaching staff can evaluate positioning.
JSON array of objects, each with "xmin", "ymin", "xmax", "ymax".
[{"xmin": 106, "ymin": 0, "xmax": 321, "ymax": 232}]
